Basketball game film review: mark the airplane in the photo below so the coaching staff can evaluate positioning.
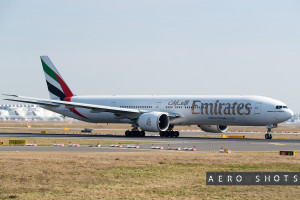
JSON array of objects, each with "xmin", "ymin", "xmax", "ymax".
[{"xmin": 3, "ymin": 56, "xmax": 294, "ymax": 139}]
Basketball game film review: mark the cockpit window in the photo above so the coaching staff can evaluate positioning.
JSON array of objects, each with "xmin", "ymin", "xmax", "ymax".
[{"xmin": 276, "ymin": 105, "xmax": 288, "ymax": 109}]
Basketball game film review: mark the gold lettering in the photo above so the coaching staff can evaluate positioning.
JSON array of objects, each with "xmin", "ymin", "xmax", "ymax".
[
  {"xmin": 218, "ymin": 103, "xmax": 225, "ymax": 115},
  {"xmin": 245, "ymin": 103, "xmax": 251, "ymax": 115},
  {"xmin": 237, "ymin": 103, "xmax": 245, "ymax": 115},
  {"xmin": 192, "ymin": 101, "xmax": 251, "ymax": 116},
  {"xmin": 201, "ymin": 103, "xmax": 213, "ymax": 115},
  {"xmin": 214, "ymin": 100, "xmax": 219, "ymax": 115},
  {"xmin": 232, "ymin": 102, "xmax": 238, "ymax": 115},
  {"xmin": 209, "ymin": 103, "xmax": 214, "ymax": 115},
  {"xmin": 192, "ymin": 100, "xmax": 201, "ymax": 114},
  {"xmin": 224, "ymin": 103, "xmax": 231, "ymax": 115}
]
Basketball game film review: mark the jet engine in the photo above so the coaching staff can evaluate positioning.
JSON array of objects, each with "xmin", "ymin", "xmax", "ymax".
[
  {"xmin": 198, "ymin": 125, "xmax": 228, "ymax": 133},
  {"xmin": 137, "ymin": 112, "xmax": 169, "ymax": 132}
]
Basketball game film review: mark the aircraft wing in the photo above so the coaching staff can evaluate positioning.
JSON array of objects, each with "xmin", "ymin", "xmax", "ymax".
[
  {"xmin": 4, "ymin": 95, "xmax": 140, "ymax": 114},
  {"xmin": 3, "ymin": 95, "xmax": 181, "ymax": 118}
]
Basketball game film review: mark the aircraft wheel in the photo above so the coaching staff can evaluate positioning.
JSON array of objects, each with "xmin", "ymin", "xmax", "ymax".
[
  {"xmin": 265, "ymin": 133, "xmax": 272, "ymax": 139},
  {"xmin": 174, "ymin": 131, "xmax": 179, "ymax": 137},
  {"xmin": 140, "ymin": 131, "xmax": 145, "ymax": 137},
  {"xmin": 160, "ymin": 132, "xmax": 165, "ymax": 137},
  {"xmin": 265, "ymin": 134, "xmax": 269, "ymax": 139},
  {"xmin": 165, "ymin": 131, "xmax": 170, "ymax": 137},
  {"xmin": 169, "ymin": 131, "xmax": 175, "ymax": 137},
  {"xmin": 134, "ymin": 131, "xmax": 139, "ymax": 137},
  {"xmin": 125, "ymin": 130, "xmax": 130, "ymax": 137}
]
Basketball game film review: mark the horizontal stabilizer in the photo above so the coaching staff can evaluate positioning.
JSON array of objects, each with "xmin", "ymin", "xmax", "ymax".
[
  {"xmin": 3, "ymin": 98, "xmax": 59, "ymax": 107},
  {"xmin": 2, "ymin": 94, "xmax": 18, "ymax": 97}
]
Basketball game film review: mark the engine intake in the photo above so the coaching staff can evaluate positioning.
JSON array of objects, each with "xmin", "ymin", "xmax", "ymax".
[
  {"xmin": 198, "ymin": 125, "xmax": 228, "ymax": 133},
  {"xmin": 138, "ymin": 112, "xmax": 169, "ymax": 132}
]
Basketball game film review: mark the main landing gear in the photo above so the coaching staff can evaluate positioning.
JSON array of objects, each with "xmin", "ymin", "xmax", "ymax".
[
  {"xmin": 159, "ymin": 130, "xmax": 180, "ymax": 138},
  {"xmin": 125, "ymin": 130, "xmax": 145, "ymax": 137},
  {"xmin": 125, "ymin": 125, "xmax": 145, "ymax": 137},
  {"xmin": 159, "ymin": 125, "xmax": 180, "ymax": 138}
]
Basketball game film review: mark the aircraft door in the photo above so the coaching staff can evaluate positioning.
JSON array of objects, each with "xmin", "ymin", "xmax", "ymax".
[
  {"xmin": 254, "ymin": 104, "xmax": 261, "ymax": 114},
  {"xmin": 155, "ymin": 102, "xmax": 161, "ymax": 109}
]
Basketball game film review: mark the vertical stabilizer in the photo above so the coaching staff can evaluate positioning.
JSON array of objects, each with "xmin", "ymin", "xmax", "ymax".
[{"xmin": 40, "ymin": 56, "xmax": 73, "ymax": 101}]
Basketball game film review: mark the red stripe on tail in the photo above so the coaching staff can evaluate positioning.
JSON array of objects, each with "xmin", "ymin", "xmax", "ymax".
[{"xmin": 55, "ymin": 73, "xmax": 73, "ymax": 98}]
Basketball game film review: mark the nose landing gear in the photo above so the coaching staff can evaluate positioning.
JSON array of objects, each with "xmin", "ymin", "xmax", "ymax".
[
  {"xmin": 265, "ymin": 124, "xmax": 277, "ymax": 139},
  {"xmin": 265, "ymin": 132, "xmax": 272, "ymax": 139}
]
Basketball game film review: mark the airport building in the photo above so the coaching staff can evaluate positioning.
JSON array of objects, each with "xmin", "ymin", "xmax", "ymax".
[
  {"xmin": 0, "ymin": 104, "xmax": 64, "ymax": 121},
  {"xmin": 287, "ymin": 114, "xmax": 300, "ymax": 123}
]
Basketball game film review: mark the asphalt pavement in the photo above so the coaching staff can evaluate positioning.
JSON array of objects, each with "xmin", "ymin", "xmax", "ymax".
[{"xmin": 0, "ymin": 131, "xmax": 299, "ymax": 153}]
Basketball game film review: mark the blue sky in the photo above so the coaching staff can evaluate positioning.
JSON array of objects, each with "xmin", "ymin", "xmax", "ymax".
[{"xmin": 1, "ymin": 0, "xmax": 300, "ymax": 112}]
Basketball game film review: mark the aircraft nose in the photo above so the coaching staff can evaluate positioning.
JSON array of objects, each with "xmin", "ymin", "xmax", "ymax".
[{"xmin": 285, "ymin": 109, "xmax": 294, "ymax": 120}]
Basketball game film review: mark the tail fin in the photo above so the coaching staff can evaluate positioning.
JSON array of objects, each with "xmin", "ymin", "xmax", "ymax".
[{"xmin": 40, "ymin": 56, "xmax": 74, "ymax": 101}]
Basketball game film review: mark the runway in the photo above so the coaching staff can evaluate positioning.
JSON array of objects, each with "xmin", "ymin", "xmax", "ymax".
[{"xmin": 0, "ymin": 132, "xmax": 300, "ymax": 153}]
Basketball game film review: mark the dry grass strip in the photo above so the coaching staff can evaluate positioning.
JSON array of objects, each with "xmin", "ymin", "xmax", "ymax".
[{"xmin": 0, "ymin": 152, "xmax": 299, "ymax": 199}]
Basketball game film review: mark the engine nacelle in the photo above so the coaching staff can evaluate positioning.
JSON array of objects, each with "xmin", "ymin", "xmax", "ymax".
[
  {"xmin": 198, "ymin": 125, "xmax": 228, "ymax": 133},
  {"xmin": 138, "ymin": 112, "xmax": 170, "ymax": 132}
]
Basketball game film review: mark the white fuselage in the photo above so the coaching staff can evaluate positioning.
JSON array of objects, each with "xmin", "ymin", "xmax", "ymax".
[{"xmin": 43, "ymin": 95, "xmax": 293, "ymax": 127}]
